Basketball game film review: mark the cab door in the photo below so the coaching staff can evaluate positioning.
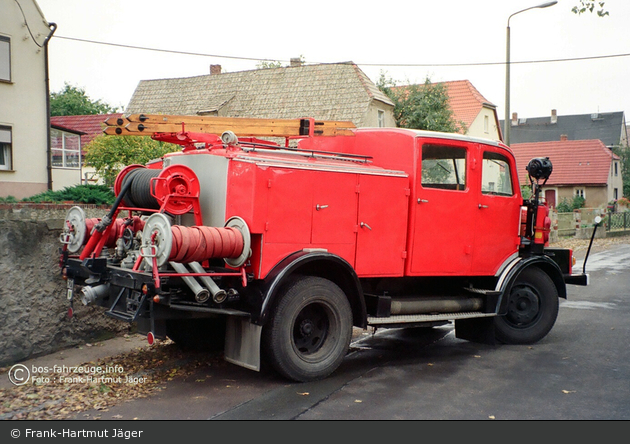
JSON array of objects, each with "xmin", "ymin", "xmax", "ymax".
[
  {"xmin": 472, "ymin": 147, "xmax": 522, "ymax": 275},
  {"xmin": 409, "ymin": 141, "xmax": 475, "ymax": 276}
]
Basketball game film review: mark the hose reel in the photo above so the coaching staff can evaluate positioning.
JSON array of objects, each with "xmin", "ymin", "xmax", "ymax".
[
  {"xmin": 61, "ymin": 206, "xmax": 145, "ymax": 253},
  {"xmin": 114, "ymin": 164, "xmax": 200, "ymax": 214},
  {"xmin": 141, "ymin": 213, "xmax": 251, "ymax": 268}
]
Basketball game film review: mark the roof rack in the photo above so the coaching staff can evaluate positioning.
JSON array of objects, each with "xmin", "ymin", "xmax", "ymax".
[{"xmin": 103, "ymin": 114, "xmax": 356, "ymax": 138}]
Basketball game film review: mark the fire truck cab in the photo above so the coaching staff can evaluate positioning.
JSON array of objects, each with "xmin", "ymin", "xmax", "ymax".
[{"xmin": 59, "ymin": 116, "xmax": 593, "ymax": 382}]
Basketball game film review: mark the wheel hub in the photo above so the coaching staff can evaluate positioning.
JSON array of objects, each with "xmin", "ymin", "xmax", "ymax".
[
  {"xmin": 507, "ymin": 287, "xmax": 540, "ymax": 325},
  {"xmin": 300, "ymin": 319, "xmax": 314, "ymax": 337},
  {"xmin": 293, "ymin": 304, "xmax": 329, "ymax": 354}
]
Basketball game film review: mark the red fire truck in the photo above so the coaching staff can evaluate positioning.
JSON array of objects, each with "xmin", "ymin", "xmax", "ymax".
[{"xmin": 59, "ymin": 115, "xmax": 596, "ymax": 382}]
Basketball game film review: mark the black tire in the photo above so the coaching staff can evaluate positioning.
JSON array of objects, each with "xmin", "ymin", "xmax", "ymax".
[
  {"xmin": 263, "ymin": 276, "xmax": 353, "ymax": 382},
  {"xmin": 165, "ymin": 317, "xmax": 226, "ymax": 351},
  {"xmin": 495, "ymin": 267, "xmax": 559, "ymax": 344}
]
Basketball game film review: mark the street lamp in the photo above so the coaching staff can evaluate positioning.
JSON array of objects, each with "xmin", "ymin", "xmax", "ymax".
[{"xmin": 504, "ymin": 1, "xmax": 557, "ymax": 146}]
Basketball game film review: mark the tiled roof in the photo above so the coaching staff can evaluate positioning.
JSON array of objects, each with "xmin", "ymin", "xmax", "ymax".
[
  {"xmin": 500, "ymin": 111, "xmax": 626, "ymax": 146},
  {"xmin": 511, "ymin": 139, "xmax": 619, "ymax": 186},
  {"xmin": 441, "ymin": 80, "xmax": 496, "ymax": 129},
  {"xmin": 125, "ymin": 63, "xmax": 394, "ymax": 127},
  {"xmin": 51, "ymin": 113, "xmax": 124, "ymax": 147},
  {"xmin": 391, "ymin": 80, "xmax": 497, "ymax": 133}
]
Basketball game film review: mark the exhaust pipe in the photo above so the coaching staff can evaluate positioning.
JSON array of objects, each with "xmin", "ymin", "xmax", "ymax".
[
  {"xmin": 390, "ymin": 296, "xmax": 483, "ymax": 315},
  {"xmin": 81, "ymin": 284, "xmax": 110, "ymax": 306}
]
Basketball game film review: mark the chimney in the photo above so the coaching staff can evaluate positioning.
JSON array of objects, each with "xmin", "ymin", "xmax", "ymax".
[
  {"xmin": 560, "ymin": 134, "xmax": 568, "ymax": 141},
  {"xmin": 290, "ymin": 57, "xmax": 303, "ymax": 67},
  {"xmin": 210, "ymin": 64, "xmax": 222, "ymax": 75},
  {"xmin": 551, "ymin": 109, "xmax": 557, "ymax": 124},
  {"xmin": 511, "ymin": 112, "xmax": 518, "ymax": 126}
]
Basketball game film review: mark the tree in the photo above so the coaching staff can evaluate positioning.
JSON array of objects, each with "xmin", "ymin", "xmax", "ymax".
[
  {"xmin": 84, "ymin": 135, "xmax": 180, "ymax": 187},
  {"xmin": 50, "ymin": 83, "xmax": 119, "ymax": 116},
  {"xmin": 572, "ymin": 1, "xmax": 609, "ymax": 16},
  {"xmin": 378, "ymin": 73, "xmax": 467, "ymax": 133}
]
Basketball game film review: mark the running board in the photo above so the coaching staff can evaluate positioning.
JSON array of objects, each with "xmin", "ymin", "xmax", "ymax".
[{"xmin": 367, "ymin": 311, "xmax": 496, "ymax": 326}]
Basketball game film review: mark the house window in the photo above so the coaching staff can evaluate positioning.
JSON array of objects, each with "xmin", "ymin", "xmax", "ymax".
[
  {"xmin": 0, "ymin": 35, "xmax": 10, "ymax": 82},
  {"xmin": 482, "ymin": 151, "xmax": 513, "ymax": 196},
  {"xmin": 484, "ymin": 115, "xmax": 489, "ymax": 133},
  {"xmin": 614, "ymin": 161, "xmax": 618, "ymax": 177},
  {"xmin": 51, "ymin": 129, "xmax": 81, "ymax": 169},
  {"xmin": 0, "ymin": 126, "xmax": 12, "ymax": 170},
  {"xmin": 575, "ymin": 188, "xmax": 585, "ymax": 199},
  {"xmin": 377, "ymin": 110, "xmax": 385, "ymax": 128},
  {"xmin": 614, "ymin": 188, "xmax": 619, "ymax": 200}
]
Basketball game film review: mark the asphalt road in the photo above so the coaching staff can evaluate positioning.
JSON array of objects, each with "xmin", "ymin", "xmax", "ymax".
[{"xmin": 66, "ymin": 242, "xmax": 630, "ymax": 421}]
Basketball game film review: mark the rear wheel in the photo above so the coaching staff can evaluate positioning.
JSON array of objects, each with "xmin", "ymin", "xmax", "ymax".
[
  {"xmin": 263, "ymin": 276, "xmax": 353, "ymax": 382},
  {"xmin": 495, "ymin": 267, "xmax": 559, "ymax": 344}
]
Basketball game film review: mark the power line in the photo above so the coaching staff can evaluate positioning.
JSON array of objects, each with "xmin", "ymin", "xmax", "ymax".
[{"xmin": 53, "ymin": 34, "xmax": 630, "ymax": 67}]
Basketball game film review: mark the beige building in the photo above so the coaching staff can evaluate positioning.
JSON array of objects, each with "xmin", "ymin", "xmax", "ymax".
[
  {"xmin": 126, "ymin": 61, "xmax": 396, "ymax": 129},
  {"xmin": 0, "ymin": 0, "xmax": 55, "ymax": 199}
]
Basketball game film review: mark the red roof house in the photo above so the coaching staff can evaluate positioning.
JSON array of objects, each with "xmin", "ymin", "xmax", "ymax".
[
  {"xmin": 49, "ymin": 113, "xmax": 123, "ymax": 190},
  {"xmin": 51, "ymin": 113, "xmax": 124, "ymax": 149},
  {"xmin": 391, "ymin": 80, "xmax": 502, "ymax": 141},
  {"xmin": 511, "ymin": 139, "xmax": 623, "ymax": 209}
]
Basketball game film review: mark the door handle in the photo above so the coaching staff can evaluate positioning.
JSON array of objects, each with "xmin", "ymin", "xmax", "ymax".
[
  {"xmin": 316, "ymin": 204, "xmax": 329, "ymax": 211},
  {"xmin": 360, "ymin": 222, "xmax": 372, "ymax": 230},
  {"xmin": 478, "ymin": 204, "xmax": 488, "ymax": 209},
  {"xmin": 417, "ymin": 199, "xmax": 429, "ymax": 203}
]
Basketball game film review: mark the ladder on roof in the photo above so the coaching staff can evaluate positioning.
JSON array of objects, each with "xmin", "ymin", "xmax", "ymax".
[{"xmin": 103, "ymin": 114, "xmax": 356, "ymax": 138}]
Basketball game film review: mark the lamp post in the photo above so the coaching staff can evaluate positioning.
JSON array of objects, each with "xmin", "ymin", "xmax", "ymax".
[{"xmin": 504, "ymin": 1, "xmax": 557, "ymax": 146}]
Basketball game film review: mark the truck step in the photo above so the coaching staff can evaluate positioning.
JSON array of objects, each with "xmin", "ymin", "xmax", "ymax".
[
  {"xmin": 367, "ymin": 311, "xmax": 496, "ymax": 326},
  {"xmin": 463, "ymin": 287, "xmax": 501, "ymax": 296},
  {"xmin": 105, "ymin": 309, "xmax": 135, "ymax": 322}
]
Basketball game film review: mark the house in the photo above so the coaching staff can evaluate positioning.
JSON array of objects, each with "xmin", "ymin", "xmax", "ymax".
[
  {"xmin": 440, "ymin": 80, "xmax": 502, "ymax": 141},
  {"xmin": 125, "ymin": 61, "xmax": 396, "ymax": 128},
  {"xmin": 390, "ymin": 80, "xmax": 502, "ymax": 141},
  {"xmin": 511, "ymin": 139, "xmax": 623, "ymax": 209},
  {"xmin": 0, "ymin": 0, "xmax": 55, "ymax": 199},
  {"xmin": 50, "ymin": 113, "xmax": 123, "ymax": 189},
  {"xmin": 500, "ymin": 110, "xmax": 628, "ymax": 148}
]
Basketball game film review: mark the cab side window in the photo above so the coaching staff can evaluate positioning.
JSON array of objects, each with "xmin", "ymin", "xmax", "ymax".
[
  {"xmin": 482, "ymin": 151, "xmax": 513, "ymax": 196},
  {"xmin": 421, "ymin": 145, "xmax": 467, "ymax": 191}
]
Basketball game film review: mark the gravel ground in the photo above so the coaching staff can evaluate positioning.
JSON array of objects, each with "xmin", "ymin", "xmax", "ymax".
[{"xmin": 549, "ymin": 232, "xmax": 630, "ymax": 259}]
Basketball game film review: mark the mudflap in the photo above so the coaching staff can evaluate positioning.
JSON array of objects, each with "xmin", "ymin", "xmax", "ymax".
[
  {"xmin": 136, "ymin": 317, "xmax": 167, "ymax": 340},
  {"xmin": 455, "ymin": 316, "xmax": 497, "ymax": 345},
  {"xmin": 224, "ymin": 317, "xmax": 262, "ymax": 372}
]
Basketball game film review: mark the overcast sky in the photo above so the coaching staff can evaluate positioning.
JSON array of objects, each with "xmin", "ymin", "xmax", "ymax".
[{"xmin": 36, "ymin": 0, "xmax": 630, "ymax": 122}]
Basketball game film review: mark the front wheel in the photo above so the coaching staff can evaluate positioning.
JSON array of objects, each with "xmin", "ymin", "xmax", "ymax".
[
  {"xmin": 263, "ymin": 276, "xmax": 353, "ymax": 382},
  {"xmin": 494, "ymin": 267, "xmax": 559, "ymax": 344}
]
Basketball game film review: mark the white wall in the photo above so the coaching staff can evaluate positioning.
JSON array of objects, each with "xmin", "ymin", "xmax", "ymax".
[
  {"xmin": 0, "ymin": 0, "xmax": 52, "ymax": 199},
  {"xmin": 467, "ymin": 106, "xmax": 501, "ymax": 142}
]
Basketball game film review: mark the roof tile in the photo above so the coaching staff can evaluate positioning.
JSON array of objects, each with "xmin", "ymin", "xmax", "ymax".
[{"xmin": 511, "ymin": 139, "xmax": 618, "ymax": 186}]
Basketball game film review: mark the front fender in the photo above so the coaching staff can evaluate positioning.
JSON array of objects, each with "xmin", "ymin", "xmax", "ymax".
[
  {"xmin": 495, "ymin": 255, "xmax": 567, "ymax": 315},
  {"xmin": 254, "ymin": 250, "xmax": 366, "ymax": 328}
]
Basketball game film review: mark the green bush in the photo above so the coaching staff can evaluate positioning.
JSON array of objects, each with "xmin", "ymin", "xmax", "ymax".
[
  {"xmin": 556, "ymin": 195, "xmax": 585, "ymax": 212},
  {"xmin": 0, "ymin": 195, "xmax": 18, "ymax": 203},
  {"xmin": 21, "ymin": 184, "xmax": 115, "ymax": 205}
]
